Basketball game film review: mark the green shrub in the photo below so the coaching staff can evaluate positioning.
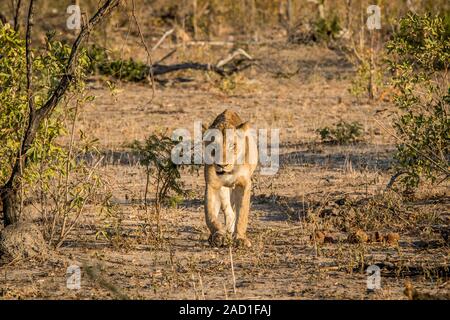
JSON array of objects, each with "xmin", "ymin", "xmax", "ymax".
[
  {"xmin": 317, "ymin": 121, "xmax": 364, "ymax": 144},
  {"xmin": 349, "ymin": 52, "xmax": 384, "ymax": 100},
  {"xmin": 87, "ymin": 45, "xmax": 148, "ymax": 82},
  {"xmin": 130, "ymin": 134, "xmax": 186, "ymax": 238},
  {"xmin": 386, "ymin": 14, "xmax": 449, "ymax": 188},
  {"xmin": 0, "ymin": 25, "xmax": 104, "ymax": 246},
  {"xmin": 314, "ymin": 15, "xmax": 341, "ymax": 42},
  {"xmin": 0, "ymin": 26, "xmax": 89, "ymax": 186}
]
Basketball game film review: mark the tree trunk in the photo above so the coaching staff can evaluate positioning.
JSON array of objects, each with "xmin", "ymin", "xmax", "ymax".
[{"xmin": 1, "ymin": 183, "xmax": 21, "ymax": 226}]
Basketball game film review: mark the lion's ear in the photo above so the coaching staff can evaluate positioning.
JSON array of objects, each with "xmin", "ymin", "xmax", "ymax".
[
  {"xmin": 237, "ymin": 121, "xmax": 250, "ymax": 131},
  {"xmin": 202, "ymin": 123, "xmax": 208, "ymax": 134}
]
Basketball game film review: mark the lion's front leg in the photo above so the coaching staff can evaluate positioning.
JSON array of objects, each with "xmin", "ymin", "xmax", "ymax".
[
  {"xmin": 232, "ymin": 182, "xmax": 252, "ymax": 248},
  {"xmin": 205, "ymin": 185, "xmax": 226, "ymax": 247},
  {"xmin": 220, "ymin": 187, "xmax": 236, "ymax": 234}
]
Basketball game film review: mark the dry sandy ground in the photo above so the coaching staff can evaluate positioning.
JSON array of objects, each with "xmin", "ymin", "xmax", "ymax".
[{"xmin": 0, "ymin": 44, "xmax": 448, "ymax": 300}]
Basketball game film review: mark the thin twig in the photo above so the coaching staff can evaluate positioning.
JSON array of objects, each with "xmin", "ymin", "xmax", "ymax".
[
  {"xmin": 229, "ymin": 246, "xmax": 237, "ymax": 295},
  {"xmin": 223, "ymin": 282, "xmax": 228, "ymax": 300},
  {"xmin": 131, "ymin": 0, "xmax": 155, "ymax": 102},
  {"xmin": 13, "ymin": 0, "xmax": 22, "ymax": 32},
  {"xmin": 216, "ymin": 49, "xmax": 253, "ymax": 68},
  {"xmin": 198, "ymin": 272, "xmax": 205, "ymax": 300},
  {"xmin": 151, "ymin": 28, "xmax": 174, "ymax": 51},
  {"xmin": 56, "ymin": 155, "xmax": 105, "ymax": 247},
  {"xmin": 385, "ymin": 171, "xmax": 407, "ymax": 191},
  {"xmin": 155, "ymin": 48, "xmax": 177, "ymax": 64},
  {"xmin": 60, "ymin": 100, "xmax": 80, "ymax": 240}
]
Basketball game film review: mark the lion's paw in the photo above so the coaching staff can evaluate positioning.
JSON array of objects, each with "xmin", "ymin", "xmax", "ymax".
[
  {"xmin": 233, "ymin": 236, "xmax": 252, "ymax": 248},
  {"xmin": 209, "ymin": 231, "xmax": 226, "ymax": 247}
]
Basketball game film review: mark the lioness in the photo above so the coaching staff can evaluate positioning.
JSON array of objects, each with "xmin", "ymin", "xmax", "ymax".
[{"xmin": 203, "ymin": 109, "xmax": 257, "ymax": 248}]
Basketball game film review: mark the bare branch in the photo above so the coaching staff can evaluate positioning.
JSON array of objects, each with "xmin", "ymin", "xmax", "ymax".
[
  {"xmin": 131, "ymin": 0, "xmax": 155, "ymax": 101},
  {"xmin": 13, "ymin": 0, "xmax": 22, "ymax": 32},
  {"xmin": 152, "ymin": 28, "xmax": 174, "ymax": 51},
  {"xmin": 144, "ymin": 48, "xmax": 254, "ymax": 78},
  {"xmin": 25, "ymin": 0, "xmax": 34, "ymax": 113},
  {"xmin": 155, "ymin": 48, "xmax": 177, "ymax": 64},
  {"xmin": 385, "ymin": 171, "xmax": 407, "ymax": 191},
  {"xmin": 150, "ymin": 58, "xmax": 254, "ymax": 77},
  {"xmin": 216, "ymin": 49, "xmax": 253, "ymax": 68}
]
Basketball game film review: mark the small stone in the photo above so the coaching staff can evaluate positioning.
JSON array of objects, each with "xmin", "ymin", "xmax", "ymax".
[
  {"xmin": 310, "ymin": 231, "xmax": 325, "ymax": 244},
  {"xmin": 319, "ymin": 207, "xmax": 337, "ymax": 217},
  {"xmin": 347, "ymin": 229, "xmax": 369, "ymax": 244},
  {"xmin": 440, "ymin": 228, "xmax": 449, "ymax": 244},
  {"xmin": 370, "ymin": 231, "xmax": 384, "ymax": 243},
  {"xmin": 334, "ymin": 198, "xmax": 347, "ymax": 206},
  {"xmin": 324, "ymin": 235, "xmax": 336, "ymax": 244},
  {"xmin": 386, "ymin": 232, "xmax": 400, "ymax": 245}
]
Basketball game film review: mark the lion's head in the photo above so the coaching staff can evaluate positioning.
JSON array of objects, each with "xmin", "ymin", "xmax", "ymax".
[{"xmin": 204, "ymin": 110, "xmax": 252, "ymax": 175}]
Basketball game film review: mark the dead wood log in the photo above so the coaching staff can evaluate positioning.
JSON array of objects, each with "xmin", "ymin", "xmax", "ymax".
[
  {"xmin": 150, "ymin": 59, "xmax": 254, "ymax": 77},
  {"xmin": 150, "ymin": 49, "xmax": 255, "ymax": 77}
]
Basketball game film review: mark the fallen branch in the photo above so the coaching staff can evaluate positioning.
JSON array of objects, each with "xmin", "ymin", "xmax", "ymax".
[
  {"xmin": 216, "ymin": 49, "xmax": 253, "ymax": 68},
  {"xmin": 84, "ymin": 262, "xmax": 129, "ymax": 300},
  {"xmin": 155, "ymin": 48, "xmax": 177, "ymax": 64},
  {"xmin": 152, "ymin": 48, "xmax": 254, "ymax": 77},
  {"xmin": 152, "ymin": 28, "xmax": 174, "ymax": 51},
  {"xmin": 97, "ymin": 47, "xmax": 256, "ymax": 81},
  {"xmin": 151, "ymin": 60, "xmax": 253, "ymax": 77},
  {"xmin": 385, "ymin": 171, "xmax": 407, "ymax": 191}
]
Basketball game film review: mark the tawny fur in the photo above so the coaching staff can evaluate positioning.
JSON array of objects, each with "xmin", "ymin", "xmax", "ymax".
[{"xmin": 203, "ymin": 109, "xmax": 257, "ymax": 248}]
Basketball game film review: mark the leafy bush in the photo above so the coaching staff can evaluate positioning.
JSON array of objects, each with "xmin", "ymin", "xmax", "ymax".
[
  {"xmin": 87, "ymin": 45, "xmax": 148, "ymax": 82},
  {"xmin": 386, "ymin": 14, "xmax": 449, "ymax": 188},
  {"xmin": 349, "ymin": 50, "xmax": 384, "ymax": 100},
  {"xmin": 0, "ymin": 27, "xmax": 90, "ymax": 179},
  {"xmin": 317, "ymin": 121, "xmax": 364, "ymax": 144},
  {"xmin": 131, "ymin": 134, "xmax": 186, "ymax": 238},
  {"xmin": 313, "ymin": 15, "xmax": 342, "ymax": 42},
  {"xmin": 0, "ymin": 25, "xmax": 104, "ymax": 245}
]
